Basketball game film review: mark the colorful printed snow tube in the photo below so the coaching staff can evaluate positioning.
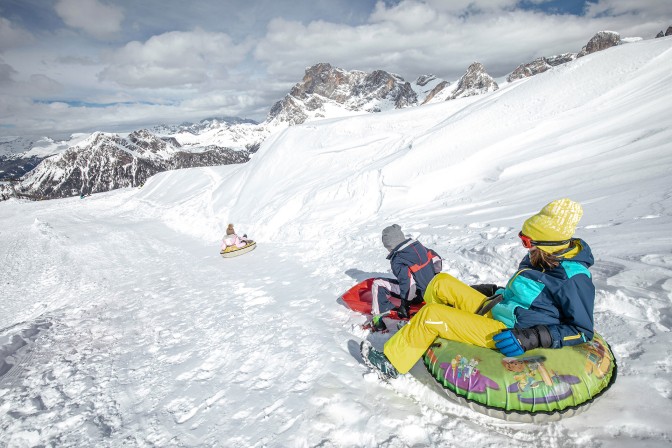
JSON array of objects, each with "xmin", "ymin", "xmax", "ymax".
[{"xmin": 423, "ymin": 333, "xmax": 616, "ymax": 422}]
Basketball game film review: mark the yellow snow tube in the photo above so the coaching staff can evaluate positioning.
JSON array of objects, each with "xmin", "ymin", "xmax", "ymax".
[{"xmin": 220, "ymin": 241, "xmax": 256, "ymax": 258}]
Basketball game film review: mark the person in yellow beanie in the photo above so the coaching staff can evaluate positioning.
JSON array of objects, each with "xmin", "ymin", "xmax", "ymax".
[{"xmin": 361, "ymin": 198, "xmax": 596, "ymax": 379}]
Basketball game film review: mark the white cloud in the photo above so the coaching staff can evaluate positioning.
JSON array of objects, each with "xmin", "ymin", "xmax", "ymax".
[
  {"xmin": 98, "ymin": 29, "xmax": 252, "ymax": 88},
  {"xmin": 0, "ymin": 61, "xmax": 63, "ymax": 96},
  {"xmin": 0, "ymin": 17, "xmax": 35, "ymax": 52},
  {"xmin": 54, "ymin": 0, "xmax": 124, "ymax": 39},
  {"xmin": 586, "ymin": 0, "xmax": 672, "ymax": 18},
  {"xmin": 255, "ymin": 0, "xmax": 672, "ymax": 82},
  {"xmin": 0, "ymin": 92, "xmax": 264, "ymax": 138},
  {"xmin": 374, "ymin": 0, "xmax": 518, "ymax": 16},
  {"xmin": 0, "ymin": 61, "xmax": 18, "ymax": 85},
  {"xmin": 28, "ymin": 74, "xmax": 63, "ymax": 94},
  {"xmin": 3, "ymin": 0, "xmax": 670, "ymax": 137}
]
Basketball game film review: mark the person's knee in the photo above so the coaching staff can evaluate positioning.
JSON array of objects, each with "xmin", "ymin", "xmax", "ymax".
[{"xmin": 417, "ymin": 303, "xmax": 450, "ymax": 320}]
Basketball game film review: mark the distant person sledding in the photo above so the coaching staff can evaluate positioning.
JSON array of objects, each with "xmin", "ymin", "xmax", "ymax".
[{"xmin": 220, "ymin": 223, "xmax": 256, "ymax": 258}]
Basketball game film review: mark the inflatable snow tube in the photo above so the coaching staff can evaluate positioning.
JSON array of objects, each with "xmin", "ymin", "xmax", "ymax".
[
  {"xmin": 339, "ymin": 278, "xmax": 424, "ymax": 318},
  {"xmin": 423, "ymin": 333, "xmax": 617, "ymax": 422},
  {"xmin": 220, "ymin": 241, "xmax": 256, "ymax": 258}
]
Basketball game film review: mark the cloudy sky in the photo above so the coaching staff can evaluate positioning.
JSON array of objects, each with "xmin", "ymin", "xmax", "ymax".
[{"xmin": 0, "ymin": 0, "xmax": 670, "ymax": 138}]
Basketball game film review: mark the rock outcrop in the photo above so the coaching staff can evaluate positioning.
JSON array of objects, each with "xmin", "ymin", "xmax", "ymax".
[
  {"xmin": 655, "ymin": 26, "xmax": 672, "ymax": 38},
  {"xmin": 577, "ymin": 31, "xmax": 621, "ymax": 57},
  {"xmin": 267, "ymin": 63, "xmax": 418, "ymax": 125},
  {"xmin": 507, "ymin": 53, "xmax": 576, "ymax": 82},
  {"xmin": 450, "ymin": 63, "xmax": 499, "ymax": 100}
]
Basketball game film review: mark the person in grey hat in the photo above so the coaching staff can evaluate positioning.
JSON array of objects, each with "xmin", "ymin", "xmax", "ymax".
[
  {"xmin": 369, "ymin": 224, "xmax": 442, "ymax": 331},
  {"xmin": 382, "ymin": 224, "xmax": 406, "ymax": 252}
]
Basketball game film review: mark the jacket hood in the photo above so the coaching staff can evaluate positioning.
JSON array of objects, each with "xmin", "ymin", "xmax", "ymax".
[
  {"xmin": 564, "ymin": 239, "xmax": 594, "ymax": 267},
  {"xmin": 521, "ymin": 238, "xmax": 594, "ymax": 269}
]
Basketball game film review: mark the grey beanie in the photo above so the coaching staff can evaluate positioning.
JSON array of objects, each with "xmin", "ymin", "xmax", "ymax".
[{"xmin": 382, "ymin": 224, "xmax": 406, "ymax": 252}]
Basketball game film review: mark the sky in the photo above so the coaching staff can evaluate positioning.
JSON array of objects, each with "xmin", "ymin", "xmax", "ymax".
[
  {"xmin": 1, "ymin": 35, "xmax": 671, "ymax": 446},
  {"xmin": 0, "ymin": 0, "xmax": 670, "ymax": 138}
]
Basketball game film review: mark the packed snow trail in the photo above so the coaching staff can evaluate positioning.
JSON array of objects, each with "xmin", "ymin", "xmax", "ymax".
[
  {"xmin": 0, "ymin": 193, "xmax": 522, "ymax": 447},
  {"xmin": 1, "ymin": 189, "xmax": 671, "ymax": 447}
]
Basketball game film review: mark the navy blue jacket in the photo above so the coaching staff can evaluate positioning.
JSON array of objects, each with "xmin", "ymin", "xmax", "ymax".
[
  {"xmin": 491, "ymin": 239, "xmax": 595, "ymax": 348},
  {"xmin": 387, "ymin": 239, "xmax": 442, "ymax": 303}
]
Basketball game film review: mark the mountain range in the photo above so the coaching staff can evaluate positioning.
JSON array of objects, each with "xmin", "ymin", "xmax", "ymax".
[{"xmin": 0, "ymin": 29, "xmax": 656, "ymax": 201}]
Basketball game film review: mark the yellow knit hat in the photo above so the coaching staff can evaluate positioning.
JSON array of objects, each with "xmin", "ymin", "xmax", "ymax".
[{"xmin": 522, "ymin": 198, "xmax": 583, "ymax": 253}]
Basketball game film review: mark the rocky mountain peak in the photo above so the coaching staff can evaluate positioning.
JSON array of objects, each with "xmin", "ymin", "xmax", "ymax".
[
  {"xmin": 655, "ymin": 26, "xmax": 672, "ymax": 38},
  {"xmin": 267, "ymin": 63, "xmax": 417, "ymax": 125},
  {"xmin": 507, "ymin": 53, "xmax": 576, "ymax": 82},
  {"xmin": 128, "ymin": 129, "xmax": 175, "ymax": 154},
  {"xmin": 450, "ymin": 62, "xmax": 499, "ymax": 100},
  {"xmin": 578, "ymin": 31, "xmax": 621, "ymax": 57},
  {"xmin": 6, "ymin": 128, "xmax": 253, "ymax": 200},
  {"xmin": 289, "ymin": 62, "xmax": 359, "ymax": 101},
  {"xmin": 357, "ymin": 70, "xmax": 417, "ymax": 108},
  {"xmin": 415, "ymin": 75, "xmax": 437, "ymax": 87}
]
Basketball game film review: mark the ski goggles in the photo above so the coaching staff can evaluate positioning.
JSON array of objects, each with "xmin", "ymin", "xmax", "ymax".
[{"xmin": 518, "ymin": 231, "xmax": 570, "ymax": 249}]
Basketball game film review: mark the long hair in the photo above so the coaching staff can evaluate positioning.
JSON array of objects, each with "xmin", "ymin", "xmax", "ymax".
[{"xmin": 530, "ymin": 248, "xmax": 560, "ymax": 270}]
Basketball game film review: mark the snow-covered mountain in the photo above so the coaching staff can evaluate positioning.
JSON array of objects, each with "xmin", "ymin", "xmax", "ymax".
[
  {"xmin": 507, "ymin": 30, "xmax": 625, "ymax": 82},
  {"xmin": 265, "ymin": 61, "xmax": 502, "ymax": 124},
  {"xmin": 8, "ymin": 130, "xmax": 252, "ymax": 199},
  {"xmin": 1, "ymin": 120, "xmax": 267, "ymax": 200},
  {"xmin": 411, "ymin": 74, "xmax": 453, "ymax": 104},
  {"xmin": 0, "ymin": 29, "xmax": 651, "ymax": 201},
  {"xmin": 448, "ymin": 62, "xmax": 499, "ymax": 100},
  {"xmin": 0, "ymin": 136, "xmax": 79, "ymax": 180},
  {"xmin": 152, "ymin": 116, "xmax": 258, "ymax": 135},
  {"xmin": 1, "ymin": 34, "xmax": 670, "ymax": 447},
  {"xmin": 266, "ymin": 62, "xmax": 419, "ymax": 126},
  {"xmin": 154, "ymin": 118, "xmax": 269, "ymax": 153}
]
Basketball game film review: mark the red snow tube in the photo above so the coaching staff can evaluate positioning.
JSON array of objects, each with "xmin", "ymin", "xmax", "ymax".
[{"xmin": 339, "ymin": 278, "xmax": 424, "ymax": 319}]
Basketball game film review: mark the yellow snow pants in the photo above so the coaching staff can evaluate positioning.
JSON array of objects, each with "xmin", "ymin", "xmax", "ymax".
[{"xmin": 384, "ymin": 273, "xmax": 507, "ymax": 374}]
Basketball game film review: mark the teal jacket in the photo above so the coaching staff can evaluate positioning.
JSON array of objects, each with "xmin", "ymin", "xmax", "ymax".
[{"xmin": 491, "ymin": 239, "xmax": 595, "ymax": 348}]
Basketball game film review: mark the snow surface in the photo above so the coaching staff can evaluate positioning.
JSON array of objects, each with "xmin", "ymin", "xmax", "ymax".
[{"xmin": 1, "ymin": 37, "xmax": 672, "ymax": 447}]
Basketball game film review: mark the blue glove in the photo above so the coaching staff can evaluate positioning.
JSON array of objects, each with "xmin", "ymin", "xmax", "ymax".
[
  {"xmin": 493, "ymin": 330, "xmax": 525, "ymax": 356},
  {"xmin": 493, "ymin": 326, "xmax": 553, "ymax": 356}
]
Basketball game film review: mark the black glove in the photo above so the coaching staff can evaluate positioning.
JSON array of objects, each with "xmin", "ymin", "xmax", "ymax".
[
  {"xmin": 394, "ymin": 301, "xmax": 411, "ymax": 319},
  {"xmin": 470, "ymin": 284, "xmax": 503, "ymax": 297},
  {"xmin": 493, "ymin": 325, "xmax": 553, "ymax": 356}
]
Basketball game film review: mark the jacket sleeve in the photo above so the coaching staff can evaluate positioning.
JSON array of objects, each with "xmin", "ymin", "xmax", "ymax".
[
  {"xmin": 547, "ymin": 275, "xmax": 595, "ymax": 348},
  {"xmin": 391, "ymin": 260, "xmax": 413, "ymax": 303}
]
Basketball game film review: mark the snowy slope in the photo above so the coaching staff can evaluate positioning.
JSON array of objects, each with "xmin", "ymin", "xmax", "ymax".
[{"xmin": 1, "ymin": 37, "xmax": 671, "ymax": 447}]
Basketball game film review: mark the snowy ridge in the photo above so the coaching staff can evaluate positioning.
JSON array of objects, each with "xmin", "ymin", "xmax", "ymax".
[
  {"xmin": 8, "ymin": 129, "xmax": 254, "ymax": 199},
  {"xmin": 1, "ymin": 37, "xmax": 671, "ymax": 447},
  {"xmin": 1, "ymin": 30, "xmax": 633, "ymax": 199}
]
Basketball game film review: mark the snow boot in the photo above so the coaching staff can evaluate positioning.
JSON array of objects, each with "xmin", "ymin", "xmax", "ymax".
[{"xmin": 360, "ymin": 340, "xmax": 399, "ymax": 379}]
